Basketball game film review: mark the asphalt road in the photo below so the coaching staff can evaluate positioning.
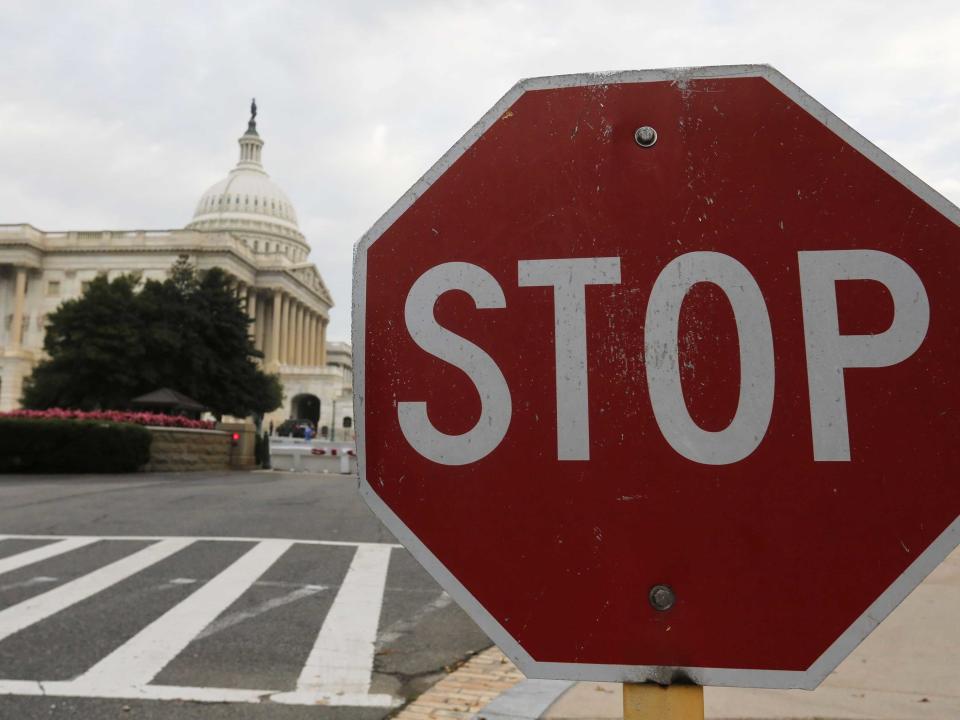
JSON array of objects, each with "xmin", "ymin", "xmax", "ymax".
[{"xmin": 0, "ymin": 471, "xmax": 491, "ymax": 719}]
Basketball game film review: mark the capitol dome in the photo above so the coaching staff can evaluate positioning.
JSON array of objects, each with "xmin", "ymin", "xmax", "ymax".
[{"xmin": 186, "ymin": 102, "xmax": 310, "ymax": 261}]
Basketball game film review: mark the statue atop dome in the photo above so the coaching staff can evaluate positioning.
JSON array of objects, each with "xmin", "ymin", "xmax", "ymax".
[{"xmin": 247, "ymin": 98, "xmax": 258, "ymax": 136}]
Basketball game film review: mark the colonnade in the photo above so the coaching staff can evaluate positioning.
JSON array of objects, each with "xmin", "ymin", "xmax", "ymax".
[{"xmin": 237, "ymin": 282, "xmax": 327, "ymax": 368}]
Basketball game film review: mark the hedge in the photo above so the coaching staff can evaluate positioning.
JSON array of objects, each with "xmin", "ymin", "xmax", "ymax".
[{"xmin": 0, "ymin": 418, "xmax": 152, "ymax": 474}]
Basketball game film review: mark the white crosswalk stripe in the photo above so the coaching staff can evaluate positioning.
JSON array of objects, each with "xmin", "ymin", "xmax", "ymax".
[
  {"xmin": 0, "ymin": 536, "xmax": 99, "ymax": 576},
  {"xmin": 0, "ymin": 538, "xmax": 194, "ymax": 643},
  {"xmin": 0, "ymin": 535, "xmax": 402, "ymax": 707},
  {"xmin": 75, "ymin": 539, "xmax": 295, "ymax": 691},
  {"xmin": 274, "ymin": 543, "xmax": 395, "ymax": 706}
]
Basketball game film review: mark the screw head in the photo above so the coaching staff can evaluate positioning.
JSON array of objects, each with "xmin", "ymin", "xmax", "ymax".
[
  {"xmin": 634, "ymin": 126, "xmax": 658, "ymax": 148},
  {"xmin": 648, "ymin": 584, "xmax": 675, "ymax": 611}
]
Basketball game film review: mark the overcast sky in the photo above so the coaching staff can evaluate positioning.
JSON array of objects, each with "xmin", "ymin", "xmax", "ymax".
[{"xmin": 2, "ymin": 1, "xmax": 958, "ymax": 342}]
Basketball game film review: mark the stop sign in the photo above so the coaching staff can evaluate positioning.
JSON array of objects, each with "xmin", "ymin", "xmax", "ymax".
[{"xmin": 354, "ymin": 65, "xmax": 960, "ymax": 689}]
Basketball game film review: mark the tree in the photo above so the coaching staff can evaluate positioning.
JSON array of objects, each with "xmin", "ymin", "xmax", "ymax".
[
  {"xmin": 22, "ymin": 258, "xmax": 283, "ymax": 420},
  {"xmin": 22, "ymin": 274, "xmax": 146, "ymax": 410}
]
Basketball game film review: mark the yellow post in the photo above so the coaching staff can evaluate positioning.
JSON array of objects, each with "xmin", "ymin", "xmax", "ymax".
[{"xmin": 623, "ymin": 683, "xmax": 704, "ymax": 720}]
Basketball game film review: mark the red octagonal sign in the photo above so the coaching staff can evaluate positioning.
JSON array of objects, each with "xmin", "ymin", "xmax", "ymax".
[{"xmin": 354, "ymin": 66, "xmax": 960, "ymax": 689}]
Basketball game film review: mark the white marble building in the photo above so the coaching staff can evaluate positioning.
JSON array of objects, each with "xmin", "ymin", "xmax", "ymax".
[{"xmin": 0, "ymin": 105, "xmax": 353, "ymax": 438}]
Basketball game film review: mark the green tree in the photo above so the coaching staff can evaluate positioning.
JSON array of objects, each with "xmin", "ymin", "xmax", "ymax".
[
  {"xmin": 248, "ymin": 372, "xmax": 284, "ymax": 422},
  {"xmin": 22, "ymin": 258, "xmax": 283, "ymax": 420}
]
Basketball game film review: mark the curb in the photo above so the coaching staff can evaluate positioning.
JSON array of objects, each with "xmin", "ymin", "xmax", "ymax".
[{"xmin": 473, "ymin": 679, "xmax": 574, "ymax": 720}]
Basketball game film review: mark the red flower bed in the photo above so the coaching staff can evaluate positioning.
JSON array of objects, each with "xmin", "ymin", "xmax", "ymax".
[{"xmin": 1, "ymin": 409, "xmax": 215, "ymax": 430}]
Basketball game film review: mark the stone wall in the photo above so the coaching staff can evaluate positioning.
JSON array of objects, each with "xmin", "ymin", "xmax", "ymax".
[{"xmin": 145, "ymin": 426, "xmax": 232, "ymax": 472}]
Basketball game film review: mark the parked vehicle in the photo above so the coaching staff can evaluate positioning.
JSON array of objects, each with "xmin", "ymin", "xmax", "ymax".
[{"xmin": 276, "ymin": 418, "xmax": 316, "ymax": 438}]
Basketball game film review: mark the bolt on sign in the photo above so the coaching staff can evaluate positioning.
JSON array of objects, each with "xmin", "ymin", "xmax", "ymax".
[{"xmin": 353, "ymin": 65, "xmax": 960, "ymax": 689}]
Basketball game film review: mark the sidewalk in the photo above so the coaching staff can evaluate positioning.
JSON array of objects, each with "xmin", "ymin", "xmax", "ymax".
[{"xmin": 399, "ymin": 544, "xmax": 960, "ymax": 720}]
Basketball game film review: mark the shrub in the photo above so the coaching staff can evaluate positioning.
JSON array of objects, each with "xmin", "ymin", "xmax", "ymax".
[{"xmin": 0, "ymin": 418, "xmax": 152, "ymax": 474}]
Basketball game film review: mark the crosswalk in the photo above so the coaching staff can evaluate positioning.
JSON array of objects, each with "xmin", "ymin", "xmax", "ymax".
[{"xmin": 0, "ymin": 534, "xmax": 405, "ymax": 707}]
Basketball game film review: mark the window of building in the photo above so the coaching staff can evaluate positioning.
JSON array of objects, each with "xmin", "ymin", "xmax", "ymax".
[
  {"xmin": 81, "ymin": 281, "xmax": 91, "ymax": 294},
  {"xmin": 342, "ymin": 417, "xmax": 352, "ymax": 429},
  {"xmin": 47, "ymin": 280, "xmax": 60, "ymax": 297}
]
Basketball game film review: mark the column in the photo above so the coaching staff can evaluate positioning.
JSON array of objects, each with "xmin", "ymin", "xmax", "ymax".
[
  {"xmin": 264, "ymin": 297, "xmax": 272, "ymax": 356},
  {"xmin": 285, "ymin": 299, "xmax": 296, "ymax": 365},
  {"xmin": 246, "ymin": 288, "xmax": 257, "ymax": 344},
  {"xmin": 293, "ymin": 307, "xmax": 302, "ymax": 367},
  {"xmin": 313, "ymin": 315, "xmax": 323, "ymax": 365},
  {"xmin": 308, "ymin": 313, "xmax": 317, "ymax": 366},
  {"xmin": 299, "ymin": 307, "xmax": 308, "ymax": 366},
  {"xmin": 289, "ymin": 303, "xmax": 298, "ymax": 367},
  {"xmin": 302, "ymin": 310, "xmax": 310, "ymax": 367},
  {"xmin": 254, "ymin": 295, "xmax": 266, "ymax": 352},
  {"xmin": 269, "ymin": 293, "xmax": 282, "ymax": 366},
  {"xmin": 278, "ymin": 293, "xmax": 289, "ymax": 365},
  {"xmin": 290, "ymin": 302, "xmax": 300, "ymax": 367},
  {"xmin": 11, "ymin": 267, "xmax": 27, "ymax": 350},
  {"xmin": 308, "ymin": 312, "xmax": 315, "ymax": 365},
  {"xmin": 302, "ymin": 312, "xmax": 310, "ymax": 366},
  {"xmin": 320, "ymin": 319, "xmax": 328, "ymax": 366}
]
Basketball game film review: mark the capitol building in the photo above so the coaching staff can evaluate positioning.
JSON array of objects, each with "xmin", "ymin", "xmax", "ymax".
[{"xmin": 0, "ymin": 105, "xmax": 353, "ymax": 437}]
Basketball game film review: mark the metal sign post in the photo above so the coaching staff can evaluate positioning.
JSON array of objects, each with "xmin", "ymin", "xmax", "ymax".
[{"xmin": 623, "ymin": 684, "xmax": 703, "ymax": 720}]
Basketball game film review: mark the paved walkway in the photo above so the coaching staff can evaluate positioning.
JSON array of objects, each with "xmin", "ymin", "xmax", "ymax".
[
  {"xmin": 401, "ymin": 544, "xmax": 960, "ymax": 720},
  {"xmin": 394, "ymin": 646, "xmax": 525, "ymax": 720}
]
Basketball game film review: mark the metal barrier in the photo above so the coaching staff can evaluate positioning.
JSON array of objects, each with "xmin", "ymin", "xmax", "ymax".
[{"xmin": 268, "ymin": 440, "xmax": 357, "ymax": 474}]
